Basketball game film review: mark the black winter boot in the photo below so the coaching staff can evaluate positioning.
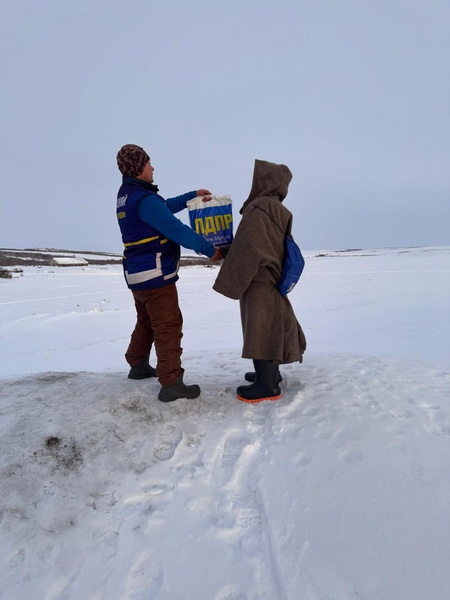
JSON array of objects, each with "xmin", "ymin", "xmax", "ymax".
[
  {"xmin": 158, "ymin": 370, "xmax": 201, "ymax": 402},
  {"xmin": 237, "ymin": 360, "xmax": 282, "ymax": 403},
  {"xmin": 244, "ymin": 369, "xmax": 282, "ymax": 383},
  {"xmin": 128, "ymin": 356, "xmax": 157, "ymax": 380}
]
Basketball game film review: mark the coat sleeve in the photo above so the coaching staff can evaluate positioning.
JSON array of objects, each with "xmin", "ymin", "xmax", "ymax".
[{"xmin": 213, "ymin": 206, "xmax": 273, "ymax": 299}]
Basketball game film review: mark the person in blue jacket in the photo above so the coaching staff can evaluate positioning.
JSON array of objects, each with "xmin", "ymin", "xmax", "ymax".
[{"xmin": 116, "ymin": 144, "xmax": 222, "ymax": 402}]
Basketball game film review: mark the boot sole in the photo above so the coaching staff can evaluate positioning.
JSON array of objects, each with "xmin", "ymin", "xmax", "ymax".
[
  {"xmin": 237, "ymin": 393, "xmax": 282, "ymax": 404},
  {"xmin": 158, "ymin": 394, "xmax": 200, "ymax": 402},
  {"xmin": 158, "ymin": 389, "xmax": 201, "ymax": 402},
  {"xmin": 158, "ymin": 396, "xmax": 179, "ymax": 402}
]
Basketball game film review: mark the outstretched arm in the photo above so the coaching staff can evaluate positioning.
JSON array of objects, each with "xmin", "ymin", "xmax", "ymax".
[
  {"xmin": 138, "ymin": 196, "xmax": 215, "ymax": 257},
  {"xmin": 166, "ymin": 189, "xmax": 212, "ymax": 214}
]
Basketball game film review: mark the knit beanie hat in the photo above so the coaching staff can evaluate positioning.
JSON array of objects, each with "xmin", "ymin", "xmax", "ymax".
[{"xmin": 116, "ymin": 144, "xmax": 150, "ymax": 177}]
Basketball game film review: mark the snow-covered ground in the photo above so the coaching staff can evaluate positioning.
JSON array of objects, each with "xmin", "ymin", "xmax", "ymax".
[{"xmin": 1, "ymin": 246, "xmax": 449, "ymax": 600}]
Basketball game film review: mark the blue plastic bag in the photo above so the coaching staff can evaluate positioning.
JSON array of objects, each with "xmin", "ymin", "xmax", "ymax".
[{"xmin": 277, "ymin": 235, "xmax": 305, "ymax": 296}]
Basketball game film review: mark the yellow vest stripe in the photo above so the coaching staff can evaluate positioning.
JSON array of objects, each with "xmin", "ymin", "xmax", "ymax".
[{"xmin": 124, "ymin": 236, "xmax": 159, "ymax": 247}]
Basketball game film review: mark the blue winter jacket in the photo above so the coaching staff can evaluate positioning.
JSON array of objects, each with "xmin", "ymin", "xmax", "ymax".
[{"xmin": 117, "ymin": 177, "xmax": 215, "ymax": 290}]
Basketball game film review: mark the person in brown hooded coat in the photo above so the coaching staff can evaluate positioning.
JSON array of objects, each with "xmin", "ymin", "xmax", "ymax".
[{"xmin": 213, "ymin": 159, "xmax": 307, "ymax": 402}]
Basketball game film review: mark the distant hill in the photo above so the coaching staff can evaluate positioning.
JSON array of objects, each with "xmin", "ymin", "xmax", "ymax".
[{"xmin": 0, "ymin": 248, "xmax": 210, "ymax": 267}]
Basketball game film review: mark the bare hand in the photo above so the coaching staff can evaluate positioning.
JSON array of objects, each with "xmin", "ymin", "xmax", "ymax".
[
  {"xmin": 210, "ymin": 247, "xmax": 223, "ymax": 263},
  {"xmin": 197, "ymin": 189, "xmax": 213, "ymax": 202}
]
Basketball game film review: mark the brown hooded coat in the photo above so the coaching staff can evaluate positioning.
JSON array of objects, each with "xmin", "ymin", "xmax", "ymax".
[{"xmin": 213, "ymin": 160, "xmax": 307, "ymax": 363}]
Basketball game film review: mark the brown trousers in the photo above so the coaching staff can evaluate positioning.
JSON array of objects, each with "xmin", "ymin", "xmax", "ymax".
[{"xmin": 125, "ymin": 283, "xmax": 183, "ymax": 386}]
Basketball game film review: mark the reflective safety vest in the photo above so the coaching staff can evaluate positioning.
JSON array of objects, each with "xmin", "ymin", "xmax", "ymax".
[{"xmin": 116, "ymin": 181, "xmax": 180, "ymax": 290}]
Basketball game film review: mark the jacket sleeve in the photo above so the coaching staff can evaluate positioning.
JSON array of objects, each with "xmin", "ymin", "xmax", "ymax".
[
  {"xmin": 165, "ymin": 191, "xmax": 197, "ymax": 214},
  {"xmin": 138, "ymin": 196, "xmax": 215, "ymax": 257},
  {"xmin": 213, "ymin": 207, "xmax": 271, "ymax": 299}
]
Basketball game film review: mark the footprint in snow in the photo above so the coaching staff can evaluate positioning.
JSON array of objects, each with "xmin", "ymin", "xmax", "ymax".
[
  {"xmin": 152, "ymin": 424, "xmax": 182, "ymax": 461},
  {"xmin": 232, "ymin": 492, "xmax": 263, "ymax": 529},
  {"xmin": 426, "ymin": 424, "xmax": 450, "ymax": 437},
  {"xmin": 9, "ymin": 547, "xmax": 26, "ymax": 568},
  {"xmin": 125, "ymin": 552, "xmax": 163, "ymax": 599},
  {"xmin": 219, "ymin": 434, "xmax": 252, "ymax": 480},
  {"xmin": 215, "ymin": 586, "xmax": 247, "ymax": 600}
]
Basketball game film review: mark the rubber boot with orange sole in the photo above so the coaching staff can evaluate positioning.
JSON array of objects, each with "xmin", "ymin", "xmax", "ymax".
[{"xmin": 237, "ymin": 359, "xmax": 282, "ymax": 403}]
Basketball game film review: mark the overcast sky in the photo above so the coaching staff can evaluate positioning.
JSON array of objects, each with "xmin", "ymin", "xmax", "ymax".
[{"xmin": 1, "ymin": 0, "xmax": 449, "ymax": 252}]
